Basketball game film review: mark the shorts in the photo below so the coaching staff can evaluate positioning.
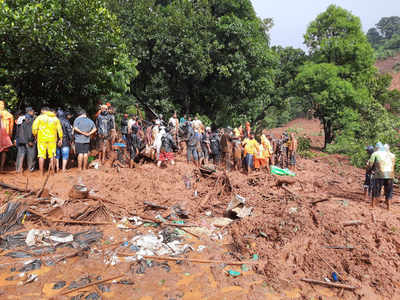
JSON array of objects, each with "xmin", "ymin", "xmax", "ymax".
[
  {"xmin": 75, "ymin": 143, "xmax": 90, "ymax": 154},
  {"xmin": 98, "ymin": 136, "xmax": 110, "ymax": 151},
  {"xmin": 159, "ymin": 152, "xmax": 174, "ymax": 161},
  {"xmin": 56, "ymin": 146, "xmax": 70, "ymax": 160},
  {"xmin": 37, "ymin": 141, "xmax": 57, "ymax": 159},
  {"xmin": 187, "ymin": 146, "xmax": 198, "ymax": 162},
  {"xmin": 373, "ymin": 178, "xmax": 393, "ymax": 200}
]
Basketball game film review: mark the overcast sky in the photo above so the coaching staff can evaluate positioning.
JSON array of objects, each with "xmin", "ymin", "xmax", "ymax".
[{"xmin": 251, "ymin": 0, "xmax": 400, "ymax": 49}]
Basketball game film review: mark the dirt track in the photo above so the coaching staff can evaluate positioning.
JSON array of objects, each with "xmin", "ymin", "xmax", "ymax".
[{"xmin": 0, "ymin": 119, "xmax": 399, "ymax": 300}]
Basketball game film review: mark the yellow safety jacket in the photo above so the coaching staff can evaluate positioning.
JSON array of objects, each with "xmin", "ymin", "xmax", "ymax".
[{"xmin": 32, "ymin": 112, "xmax": 63, "ymax": 143}]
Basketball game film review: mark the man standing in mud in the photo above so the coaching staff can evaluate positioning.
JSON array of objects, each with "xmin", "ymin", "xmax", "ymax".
[
  {"xmin": 96, "ymin": 105, "xmax": 114, "ymax": 164},
  {"xmin": 184, "ymin": 122, "xmax": 199, "ymax": 167},
  {"xmin": 74, "ymin": 110, "xmax": 96, "ymax": 170},
  {"xmin": 220, "ymin": 127, "xmax": 233, "ymax": 171},
  {"xmin": 368, "ymin": 142, "xmax": 395, "ymax": 210},
  {"xmin": 32, "ymin": 108, "xmax": 63, "ymax": 176}
]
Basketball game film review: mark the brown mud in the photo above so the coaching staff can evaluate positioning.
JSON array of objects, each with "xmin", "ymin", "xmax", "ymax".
[{"xmin": 0, "ymin": 119, "xmax": 399, "ymax": 300}]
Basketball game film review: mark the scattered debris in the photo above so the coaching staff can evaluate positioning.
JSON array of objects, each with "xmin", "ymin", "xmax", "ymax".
[
  {"xmin": 301, "ymin": 278, "xmax": 356, "ymax": 290},
  {"xmin": 69, "ymin": 184, "xmax": 89, "ymax": 199},
  {"xmin": 325, "ymin": 245, "xmax": 354, "ymax": 250},
  {"xmin": 226, "ymin": 195, "xmax": 253, "ymax": 219},
  {"xmin": 144, "ymin": 202, "xmax": 168, "ymax": 210},
  {"xmin": 226, "ymin": 270, "xmax": 241, "ymax": 277},
  {"xmin": 0, "ymin": 201, "xmax": 26, "ymax": 235},
  {"xmin": 343, "ymin": 220, "xmax": 363, "ymax": 227}
]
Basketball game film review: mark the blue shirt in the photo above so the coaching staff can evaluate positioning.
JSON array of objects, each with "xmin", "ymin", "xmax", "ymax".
[{"xmin": 73, "ymin": 116, "xmax": 95, "ymax": 144}]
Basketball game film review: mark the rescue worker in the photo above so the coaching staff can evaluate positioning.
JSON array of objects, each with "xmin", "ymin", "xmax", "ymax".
[
  {"xmin": 32, "ymin": 108, "xmax": 63, "ymax": 176},
  {"xmin": 242, "ymin": 132, "xmax": 259, "ymax": 175},
  {"xmin": 261, "ymin": 131, "xmax": 273, "ymax": 172},
  {"xmin": 368, "ymin": 142, "xmax": 396, "ymax": 210}
]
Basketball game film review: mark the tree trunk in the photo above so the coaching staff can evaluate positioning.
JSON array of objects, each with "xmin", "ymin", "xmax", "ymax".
[{"xmin": 323, "ymin": 119, "xmax": 334, "ymax": 149}]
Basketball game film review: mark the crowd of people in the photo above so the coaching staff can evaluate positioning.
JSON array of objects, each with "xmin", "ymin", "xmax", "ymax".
[
  {"xmin": 0, "ymin": 100, "xmax": 298, "ymax": 176},
  {"xmin": 0, "ymin": 99, "xmax": 396, "ymax": 210}
]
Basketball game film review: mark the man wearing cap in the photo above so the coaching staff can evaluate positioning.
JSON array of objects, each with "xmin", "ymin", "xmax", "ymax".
[
  {"xmin": 15, "ymin": 107, "xmax": 36, "ymax": 173},
  {"xmin": 74, "ymin": 110, "xmax": 96, "ymax": 170},
  {"xmin": 368, "ymin": 142, "xmax": 396, "ymax": 209}
]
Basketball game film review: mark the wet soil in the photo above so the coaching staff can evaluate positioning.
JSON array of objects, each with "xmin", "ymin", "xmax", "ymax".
[{"xmin": 0, "ymin": 119, "xmax": 399, "ymax": 300}]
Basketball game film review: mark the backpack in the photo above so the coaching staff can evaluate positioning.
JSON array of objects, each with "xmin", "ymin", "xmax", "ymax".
[
  {"xmin": 98, "ymin": 115, "xmax": 110, "ymax": 137},
  {"xmin": 210, "ymin": 134, "xmax": 220, "ymax": 154}
]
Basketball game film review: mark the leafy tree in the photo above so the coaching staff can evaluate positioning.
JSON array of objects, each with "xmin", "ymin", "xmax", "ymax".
[
  {"xmin": 109, "ymin": 0, "xmax": 277, "ymax": 126},
  {"xmin": 297, "ymin": 5, "xmax": 399, "ymax": 151},
  {"xmin": 255, "ymin": 46, "xmax": 308, "ymax": 130},
  {"xmin": 367, "ymin": 28, "xmax": 383, "ymax": 49},
  {"xmin": 376, "ymin": 16, "xmax": 400, "ymax": 40},
  {"xmin": 367, "ymin": 16, "xmax": 400, "ymax": 59},
  {"xmin": 0, "ymin": 0, "xmax": 137, "ymax": 112}
]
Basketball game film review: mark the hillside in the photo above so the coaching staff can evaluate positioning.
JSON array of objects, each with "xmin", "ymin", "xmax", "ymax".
[{"xmin": 376, "ymin": 52, "xmax": 400, "ymax": 91}]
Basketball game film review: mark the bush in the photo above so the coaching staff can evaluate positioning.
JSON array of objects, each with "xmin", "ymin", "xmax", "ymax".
[{"xmin": 298, "ymin": 136, "xmax": 311, "ymax": 152}]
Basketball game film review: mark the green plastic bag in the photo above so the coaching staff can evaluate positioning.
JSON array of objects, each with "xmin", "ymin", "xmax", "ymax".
[{"xmin": 270, "ymin": 165, "xmax": 296, "ymax": 177}]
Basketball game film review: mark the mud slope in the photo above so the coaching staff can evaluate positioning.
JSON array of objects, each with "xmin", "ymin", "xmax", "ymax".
[{"xmin": 0, "ymin": 119, "xmax": 399, "ymax": 300}]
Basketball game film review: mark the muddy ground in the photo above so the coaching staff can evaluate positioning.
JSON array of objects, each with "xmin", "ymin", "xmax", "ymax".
[{"xmin": 0, "ymin": 119, "xmax": 399, "ymax": 300}]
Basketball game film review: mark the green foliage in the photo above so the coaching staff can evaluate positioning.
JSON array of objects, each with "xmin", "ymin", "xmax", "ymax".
[
  {"xmin": 261, "ymin": 46, "xmax": 308, "ymax": 125},
  {"xmin": 0, "ymin": 84, "xmax": 18, "ymax": 110},
  {"xmin": 0, "ymin": 0, "xmax": 138, "ymax": 112},
  {"xmin": 367, "ymin": 16, "xmax": 400, "ymax": 59},
  {"xmin": 109, "ymin": 0, "xmax": 277, "ymax": 126},
  {"xmin": 297, "ymin": 136, "xmax": 311, "ymax": 152},
  {"xmin": 297, "ymin": 5, "xmax": 382, "ymax": 149}
]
